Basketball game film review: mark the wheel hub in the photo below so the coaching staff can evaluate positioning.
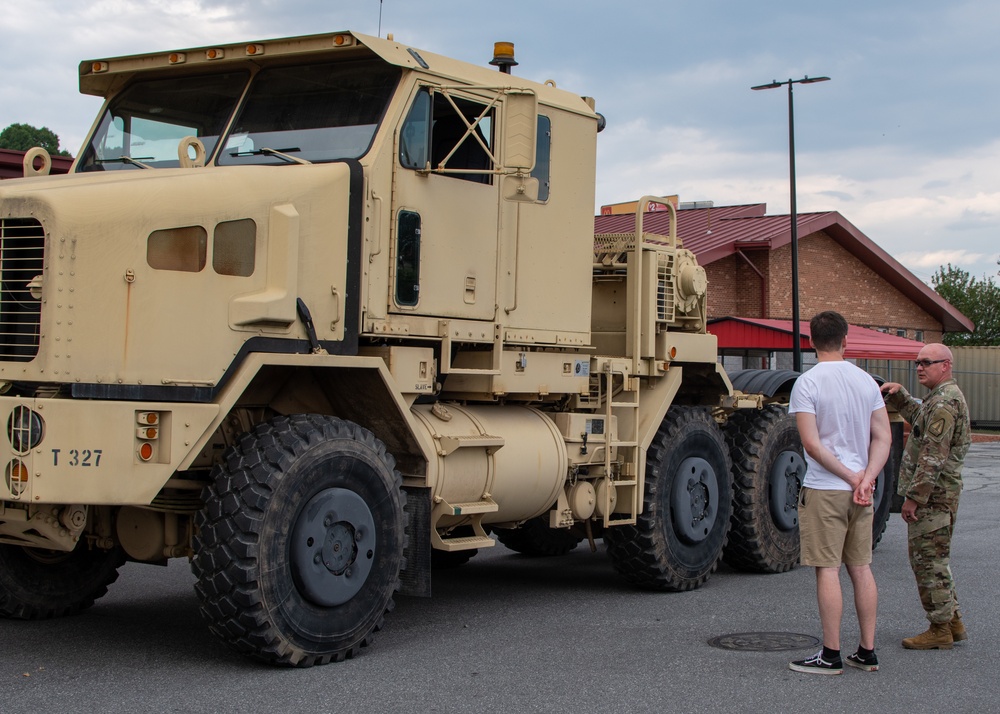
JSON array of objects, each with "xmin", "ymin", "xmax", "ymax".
[
  {"xmin": 769, "ymin": 451, "xmax": 804, "ymax": 531},
  {"xmin": 291, "ymin": 487, "xmax": 377, "ymax": 607},
  {"xmin": 671, "ymin": 456, "xmax": 719, "ymax": 544},
  {"xmin": 322, "ymin": 522, "xmax": 356, "ymax": 576}
]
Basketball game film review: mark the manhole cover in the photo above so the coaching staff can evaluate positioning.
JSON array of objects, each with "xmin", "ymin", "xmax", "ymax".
[{"xmin": 707, "ymin": 632, "xmax": 821, "ymax": 652}]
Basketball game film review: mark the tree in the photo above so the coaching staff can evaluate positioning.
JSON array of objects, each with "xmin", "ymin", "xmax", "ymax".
[
  {"xmin": 931, "ymin": 264, "xmax": 1000, "ymax": 346},
  {"xmin": 0, "ymin": 123, "xmax": 71, "ymax": 156}
]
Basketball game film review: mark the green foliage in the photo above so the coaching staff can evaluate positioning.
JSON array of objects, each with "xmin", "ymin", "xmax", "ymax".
[
  {"xmin": 932, "ymin": 263, "xmax": 1000, "ymax": 345},
  {"xmin": 0, "ymin": 123, "xmax": 71, "ymax": 156}
]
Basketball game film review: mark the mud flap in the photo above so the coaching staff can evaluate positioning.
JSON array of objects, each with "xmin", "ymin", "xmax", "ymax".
[{"xmin": 400, "ymin": 485, "xmax": 432, "ymax": 597}]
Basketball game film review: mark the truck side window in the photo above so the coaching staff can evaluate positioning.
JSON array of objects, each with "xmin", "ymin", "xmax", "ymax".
[
  {"xmin": 395, "ymin": 211, "xmax": 421, "ymax": 306},
  {"xmin": 147, "ymin": 226, "xmax": 207, "ymax": 272},
  {"xmin": 399, "ymin": 91, "xmax": 430, "ymax": 169},
  {"xmin": 399, "ymin": 89, "xmax": 494, "ymax": 184},
  {"xmin": 532, "ymin": 115, "xmax": 551, "ymax": 202},
  {"xmin": 213, "ymin": 219, "xmax": 256, "ymax": 277}
]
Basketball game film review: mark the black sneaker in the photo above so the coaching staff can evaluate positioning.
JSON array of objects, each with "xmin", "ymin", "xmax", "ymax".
[
  {"xmin": 845, "ymin": 650, "xmax": 879, "ymax": 672},
  {"xmin": 789, "ymin": 650, "xmax": 843, "ymax": 675}
]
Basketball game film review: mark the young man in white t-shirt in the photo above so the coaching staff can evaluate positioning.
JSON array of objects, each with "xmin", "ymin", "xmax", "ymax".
[{"xmin": 787, "ymin": 311, "xmax": 891, "ymax": 675}]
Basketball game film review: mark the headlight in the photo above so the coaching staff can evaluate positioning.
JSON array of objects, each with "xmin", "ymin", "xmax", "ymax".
[{"xmin": 7, "ymin": 405, "xmax": 44, "ymax": 454}]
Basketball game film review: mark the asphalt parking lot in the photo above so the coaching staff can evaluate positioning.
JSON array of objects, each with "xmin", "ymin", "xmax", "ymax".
[{"xmin": 1, "ymin": 443, "xmax": 997, "ymax": 713}]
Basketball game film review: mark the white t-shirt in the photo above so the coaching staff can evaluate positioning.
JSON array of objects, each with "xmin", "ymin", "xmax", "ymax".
[{"xmin": 788, "ymin": 360, "xmax": 886, "ymax": 491}]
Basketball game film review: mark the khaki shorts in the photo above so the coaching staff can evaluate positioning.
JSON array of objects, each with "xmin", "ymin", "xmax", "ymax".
[{"xmin": 798, "ymin": 487, "xmax": 874, "ymax": 567}]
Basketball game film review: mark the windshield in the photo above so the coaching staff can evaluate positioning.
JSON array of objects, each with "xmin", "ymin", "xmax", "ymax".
[
  {"xmin": 78, "ymin": 71, "xmax": 249, "ymax": 171},
  {"xmin": 218, "ymin": 59, "xmax": 400, "ymax": 166}
]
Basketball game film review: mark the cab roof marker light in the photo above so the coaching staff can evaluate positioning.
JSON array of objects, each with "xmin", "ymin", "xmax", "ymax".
[
  {"xmin": 332, "ymin": 35, "xmax": 355, "ymax": 47},
  {"xmin": 246, "ymin": 44, "xmax": 264, "ymax": 56},
  {"xmin": 168, "ymin": 53, "xmax": 187, "ymax": 65},
  {"xmin": 92, "ymin": 61, "xmax": 109, "ymax": 73},
  {"xmin": 206, "ymin": 48, "xmax": 225, "ymax": 60}
]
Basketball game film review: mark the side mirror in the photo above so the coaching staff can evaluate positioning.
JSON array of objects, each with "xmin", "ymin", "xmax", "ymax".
[{"xmin": 503, "ymin": 90, "xmax": 536, "ymax": 172}]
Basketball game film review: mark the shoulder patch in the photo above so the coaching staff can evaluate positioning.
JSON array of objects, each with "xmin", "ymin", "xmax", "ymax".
[{"xmin": 927, "ymin": 412, "xmax": 954, "ymax": 439}]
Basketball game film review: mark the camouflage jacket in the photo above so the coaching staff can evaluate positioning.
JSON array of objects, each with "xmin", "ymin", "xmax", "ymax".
[{"xmin": 887, "ymin": 379, "xmax": 970, "ymax": 507}]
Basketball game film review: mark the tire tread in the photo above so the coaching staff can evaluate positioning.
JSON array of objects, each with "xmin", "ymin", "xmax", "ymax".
[
  {"xmin": 605, "ymin": 407, "xmax": 732, "ymax": 592},
  {"xmin": 192, "ymin": 415, "xmax": 404, "ymax": 667}
]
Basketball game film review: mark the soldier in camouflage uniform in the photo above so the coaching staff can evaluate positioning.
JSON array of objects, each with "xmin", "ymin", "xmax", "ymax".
[{"xmin": 881, "ymin": 343, "xmax": 970, "ymax": 650}]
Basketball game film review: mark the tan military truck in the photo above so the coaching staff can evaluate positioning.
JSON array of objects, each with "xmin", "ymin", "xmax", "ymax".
[{"xmin": 0, "ymin": 31, "xmax": 871, "ymax": 666}]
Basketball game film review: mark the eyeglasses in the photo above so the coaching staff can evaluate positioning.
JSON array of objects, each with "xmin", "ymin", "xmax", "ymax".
[{"xmin": 914, "ymin": 359, "xmax": 948, "ymax": 368}]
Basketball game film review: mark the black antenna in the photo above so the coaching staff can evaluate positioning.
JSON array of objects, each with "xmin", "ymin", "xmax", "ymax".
[{"xmin": 378, "ymin": 0, "xmax": 383, "ymax": 37}]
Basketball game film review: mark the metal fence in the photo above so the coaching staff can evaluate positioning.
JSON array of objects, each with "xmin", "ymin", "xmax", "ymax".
[{"xmin": 858, "ymin": 346, "xmax": 1000, "ymax": 429}]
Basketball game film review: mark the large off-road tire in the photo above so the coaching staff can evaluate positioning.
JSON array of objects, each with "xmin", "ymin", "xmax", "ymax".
[
  {"xmin": 431, "ymin": 526, "xmax": 479, "ymax": 569},
  {"xmin": 0, "ymin": 540, "xmax": 125, "ymax": 619},
  {"xmin": 723, "ymin": 405, "xmax": 805, "ymax": 573},
  {"xmin": 192, "ymin": 415, "xmax": 405, "ymax": 667},
  {"xmin": 494, "ymin": 516, "xmax": 583, "ymax": 557},
  {"xmin": 871, "ymin": 436, "xmax": 899, "ymax": 548},
  {"xmin": 605, "ymin": 407, "xmax": 732, "ymax": 591},
  {"xmin": 431, "ymin": 548, "xmax": 478, "ymax": 569}
]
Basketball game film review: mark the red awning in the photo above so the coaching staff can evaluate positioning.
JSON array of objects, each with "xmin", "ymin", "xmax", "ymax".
[{"xmin": 707, "ymin": 317, "xmax": 924, "ymax": 361}]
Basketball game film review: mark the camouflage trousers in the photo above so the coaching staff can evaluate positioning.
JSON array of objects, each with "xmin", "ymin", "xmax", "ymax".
[{"xmin": 907, "ymin": 503, "xmax": 959, "ymax": 624}]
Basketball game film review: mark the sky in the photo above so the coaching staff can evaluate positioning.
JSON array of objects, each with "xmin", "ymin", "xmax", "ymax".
[{"xmin": 2, "ymin": 0, "xmax": 999, "ymax": 284}]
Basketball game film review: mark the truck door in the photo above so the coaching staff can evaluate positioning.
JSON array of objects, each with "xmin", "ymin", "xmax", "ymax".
[{"xmin": 390, "ymin": 87, "xmax": 500, "ymax": 321}]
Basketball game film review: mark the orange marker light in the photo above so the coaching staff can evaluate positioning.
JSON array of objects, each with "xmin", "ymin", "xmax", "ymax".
[
  {"xmin": 206, "ymin": 48, "xmax": 224, "ymax": 60},
  {"xmin": 138, "ymin": 442, "xmax": 154, "ymax": 461},
  {"xmin": 92, "ymin": 61, "xmax": 109, "ymax": 73},
  {"xmin": 5, "ymin": 459, "xmax": 28, "ymax": 496},
  {"xmin": 246, "ymin": 44, "xmax": 264, "ymax": 56},
  {"xmin": 136, "ymin": 426, "xmax": 159, "ymax": 440},
  {"xmin": 168, "ymin": 53, "xmax": 187, "ymax": 64},
  {"xmin": 9, "ymin": 460, "xmax": 28, "ymax": 482}
]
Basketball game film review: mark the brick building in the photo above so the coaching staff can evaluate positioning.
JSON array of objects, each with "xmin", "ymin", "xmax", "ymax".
[{"xmin": 594, "ymin": 202, "xmax": 972, "ymax": 357}]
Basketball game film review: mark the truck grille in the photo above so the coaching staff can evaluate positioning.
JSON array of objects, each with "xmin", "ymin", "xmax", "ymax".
[{"xmin": 0, "ymin": 218, "xmax": 44, "ymax": 361}]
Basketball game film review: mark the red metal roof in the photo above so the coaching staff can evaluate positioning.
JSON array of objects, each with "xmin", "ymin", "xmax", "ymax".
[
  {"xmin": 0, "ymin": 149, "xmax": 74, "ymax": 179},
  {"xmin": 708, "ymin": 317, "xmax": 924, "ymax": 361},
  {"xmin": 594, "ymin": 205, "xmax": 973, "ymax": 334},
  {"xmin": 596, "ymin": 203, "xmax": 768, "ymax": 263}
]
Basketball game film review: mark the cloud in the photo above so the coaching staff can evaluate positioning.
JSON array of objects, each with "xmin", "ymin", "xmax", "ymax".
[
  {"xmin": 896, "ymin": 249, "xmax": 987, "ymax": 269},
  {"xmin": 946, "ymin": 209, "xmax": 998, "ymax": 232},
  {"xmin": 3, "ymin": 0, "xmax": 1000, "ymax": 285}
]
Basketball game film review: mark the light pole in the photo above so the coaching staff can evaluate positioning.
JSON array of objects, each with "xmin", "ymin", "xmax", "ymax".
[{"xmin": 752, "ymin": 76, "xmax": 830, "ymax": 373}]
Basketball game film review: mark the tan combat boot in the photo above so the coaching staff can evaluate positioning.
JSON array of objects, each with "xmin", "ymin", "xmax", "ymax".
[
  {"xmin": 950, "ymin": 611, "xmax": 968, "ymax": 642},
  {"xmin": 902, "ymin": 622, "xmax": 954, "ymax": 650}
]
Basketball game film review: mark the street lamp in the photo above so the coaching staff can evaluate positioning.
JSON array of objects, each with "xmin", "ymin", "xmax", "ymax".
[{"xmin": 752, "ymin": 75, "xmax": 830, "ymax": 373}]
